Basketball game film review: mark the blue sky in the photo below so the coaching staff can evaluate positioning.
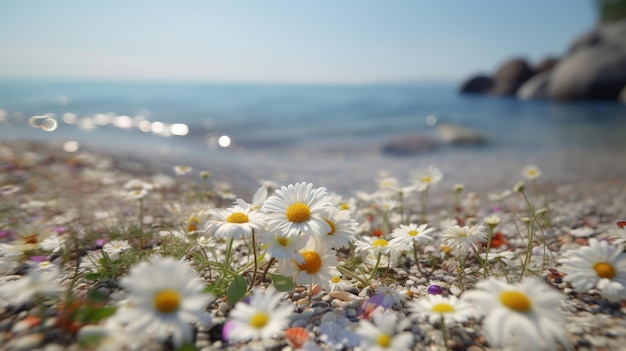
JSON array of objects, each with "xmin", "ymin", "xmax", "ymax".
[{"xmin": 0, "ymin": 1, "xmax": 597, "ymax": 84}]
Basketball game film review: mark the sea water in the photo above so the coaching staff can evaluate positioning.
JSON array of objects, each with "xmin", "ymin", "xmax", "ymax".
[{"xmin": 1, "ymin": 80, "xmax": 625, "ymax": 195}]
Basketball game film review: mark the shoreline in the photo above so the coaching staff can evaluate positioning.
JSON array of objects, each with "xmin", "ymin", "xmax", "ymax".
[{"xmin": 4, "ymin": 136, "xmax": 626, "ymax": 196}]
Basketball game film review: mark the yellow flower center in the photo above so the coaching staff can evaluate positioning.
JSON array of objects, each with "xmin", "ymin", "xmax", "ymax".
[
  {"xmin": 499, "ymin": 290, "xmax": 531, "ymax": 312},
  {"xmin": 153, "ymin": 289, "xmax": 181, "ymax": 313},
  {"xmin": 297, "ymin": 251, "xmax": 322, "ymax": 274},
  {"xmin": 330, "ymin": 275, "xmax": 342, "ymax": 283},
  {"xmin": 421, "ymin": 176, "xmax": 432, "ymax": 183},
  {"xmin": 249, "ymin": 312, "xmax": 269, "ymax": 329},
  {"xmin": 326, "ymin": 220, "xmax": 336, "ymax": 236},
  {"xmin": 407, "ymin": 229, "xmax": 418, "ymax": 237},
  {"xmin": 276, "ymin": 236, "xmax": 290, "ymax": 247},
  {"xmin": 227, "ymin": 212, "xmax": 249, "ymax": 223},
  {"xmin": 372, "ymin": 239, "xmax": 388, "ymax": 248},
  {"xmin": 340, "ymin": 203, "xmax": 349, "ymax": 210},
  {"xmin": 432, "ymin": 303, "xmax": 455, "ymax": 314},
  {"xmin": 377, "ymin": 333, "xmax": 391, "ymax": 348},
  {"xmin": 594, "ymin": 262, "xmax": 615, "ymax": 279},
  {"xmin": 286, "ymin": 202, "xmax": 311, "ymax": 223},
  {"xmin": 528, "ymin": 170, "xmax": 537, "ymax": 176},
  {"xmin": 187, "ymin": 216, "xmax": 200, "ymax": 232}
]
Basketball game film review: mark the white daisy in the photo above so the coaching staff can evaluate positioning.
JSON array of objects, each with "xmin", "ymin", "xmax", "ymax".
[
  {"xmin": 355, "ymin": 310, "xmax": 413, "ymax": 351},
  {"xmin": 205, "ymin": 205, "xmax": 267, "ymax": 240},
  {"xmin": 80, "ymin": 250, "xmax": 105, "ymax": 273},
  {"xmin": 328, "ymin": 275, "xmax": 353, "ymax": 292},
  {"xmin": 559, "ymin": 238, "xmax": 626, "ymax": 302},
  {"xmin": 521, "ymin": 164, "xmax": 541, "ymax": 180},
  {"xmin": 319, "ymin": 320, "xmax": 361, "ymax": 350},
  {"xmin": 0, "ymin": 267, "xmax": 62, "ymax": 305},
  {"xmin": 279, "ymin": 238, "xmax": 339, "ymax": 291},
  {"xmin": 408, "ymin": 294, "xmax": 475, "ymax": 326},
  {"xmin": 374, "ymin": 285, "xmax": 408, "ymax": 309},
  {"xmin": 354, "ymin": 236, "xmax": 402, "ymax": 268},
  {"xmin": 488, "ymin": 189, "xmax": 512, "ymax": 202},
  {"xmin": 376, "ymin": 173, "xmax": 416, "ymax": 196},
  {"xmin": 228, "ymin": 287, "xmax": 293, "ymax": 341},
  {"xmin": 123, "ymin": 178, "xmax": 154, "ymax": 191},
  {"xmin": 107, "ymin": 256, "xmax": 214, "ymax": 348},
  {"xmin": 39, "ymin": 232, "xmax": 68, "ymax": 253},
  {"xmin": 320, "ymin": 209, "xmax": 358, "ymax": 249},
  {"xmin": 354, "ymin": 236, "xmax": 402, "ymax": 257},
  {"xmin": 174, "ymin": 165, "xmax": 193, "ymax": 176},
  {"xmin": 441, "ymin": 224, "xmax": 487, "ymax": 255},
  {"xmin": 262, "ymin": 182, "xmax": 334, "ymax": 237},
  {"xmin": 125, "ymin": 188, "xmax": 148, "ymax": 200},
  {"xmin": 463, "ymin": 277, "xmax": 568, "ymax": 350},
  {"xmin": 236, "ymin": 186, "xmax": 268, "ymax": 211},
  {"xmin": 102, "ymin": 240, "xmax": 132, "ymax": 260},
  {"xmin": 388, "ymin": 223, "xmax": 435, "ymax": 248},
  {"xmin": 410, "ymin": 165, "xmax": 443, "ymax": 192},
  {"xmin": 258, "ymin": 230, "xmax": 308, "ymax": 264}
]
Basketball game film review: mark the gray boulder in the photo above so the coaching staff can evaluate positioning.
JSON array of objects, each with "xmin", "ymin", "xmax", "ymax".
[
  {"xmin": 548, "ymin": 44, "xmax": 626, "ymax": 100},
  {"xmin": 517, "ymin": 71, "xmax": 551, "ymax": 100},
  {"xmin": 436, "ymin": 123, "xmax": 486, "ymax": 145},
  {"xmin": 568, "ymin": 30, "xmax": 601, "ymax": 53},
  {"xmin": 489, "ymin": 58, "xmax": 535, "ymax": 96},
  {"xmin": 382, "ymin": 135, "xmax": 439, "ymax": 156},
  {"xmin": 535, "ymin": 57, "xmax": 559, "ymax": 73},
  {"xmin": 619, "ymin": 85, "xmax": 626, "ymax": 104},
  {"xmin": 459, "ymin": 75, "xmax": 493, "ymax": 93},
  {"xmin": 598, "ymin": 18, "xmax": 626, "ymax": 48}
]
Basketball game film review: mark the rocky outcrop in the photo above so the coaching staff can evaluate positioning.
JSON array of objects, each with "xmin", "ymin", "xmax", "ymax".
[
  {"xmin": 382, "ymin": 136, "xmax": 438, "ymax": 156},
  {"xmin": 381, "ymin": 123, "xmax": 486, "ymax": 156},
  {"xmin": 489, "ymin": 58, "xmax": 535, "ymax": 96},
  {"xmin": 517, "ymin": 71, "xmax": 551, "ymax": 100},
  {"xmin": 436, "ymin": 123, "xmax": 486, "ymax": 145},
  {"xmin": 459, "ymin": 75, "xmax": 492, "ymax": 94},
  {"xmin": 460, "ymin": 19, "xmax": 626, "ymax": 102},
  {"xmin": 548, "ymin": 44, "xmax": 626, "ymax": 100},
  {"xmin": 620, "ymin": 86, "xmax": 626, "ymax": 104}
]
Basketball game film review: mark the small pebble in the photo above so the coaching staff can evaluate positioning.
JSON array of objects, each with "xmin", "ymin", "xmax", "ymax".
[{"xmin": 7, "ymin": 333, "xmax": 45, "ymax": 351}]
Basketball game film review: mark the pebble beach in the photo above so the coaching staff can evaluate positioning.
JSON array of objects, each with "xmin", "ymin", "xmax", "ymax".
[{"xmin": 1, "ymin": 139, "xmax": 626, "ymax": 351}]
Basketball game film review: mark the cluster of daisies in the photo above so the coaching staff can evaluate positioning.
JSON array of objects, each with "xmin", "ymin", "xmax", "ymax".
[{"xmin": 1, "ymin": 155, "xmax": 626, "ymax": 351}]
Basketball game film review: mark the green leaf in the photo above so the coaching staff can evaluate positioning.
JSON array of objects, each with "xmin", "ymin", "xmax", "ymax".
[
  {"xmin": 83, "ymin": 306, "xmax": 117, "ymax": 323},
  {"xmin": 86, "ymin": 289, "xmax": 108, "ymax": 303},
  {"xmin": 175, "ymin": 342, "xmax": 199, "ymax": 351},
  {"xmin": 270, "ymin": 273, "xmax": 295, "ymax": 292},
  {"xmin": 226, "ymin": 274, "xmax": 247, "ymax": 305},
  {"xmin": 83, "ymin": 272, "xmax": 101, "ymax": 281},
  {"xmin": 78, "ymin": 334, "xmax": 105, "ymax": 348}
]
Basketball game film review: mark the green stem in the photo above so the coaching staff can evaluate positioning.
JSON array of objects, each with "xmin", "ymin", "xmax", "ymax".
[
  {"xmin": 336, "ymin": 264, "xmax": 367, "ymax": 286},
  {"xmin": 413, "ymin": 244, "xmax": 430, "ymax": 277},
  {"xmin": 249, "ymin": 229, "xmax": 259, "ymax": 290},
  {"xmin": 483, "ymin": 227, "xmax": 495, "ymax": 278},
  {"xmin": 521, "ymin": 190, "xmax": 550, "ymax": 270},
  {"xmin": 440, "ymin": 316, "xmax": 450, "ymax": 351},
  {"xmin": 366, "ymin": 252, "xmax": 382, "ymax": 285},
  {"xmin": 138, "ymin": 198, "xmax": 144, "ymax": 247},
  {"xmin": 398, "ymin": 191, "xmax": 405, "ymax": 225},
  {"xmin": 420, "ymin": 187, "xmax": 430, "ymax": 224},
  {"xmin": 258, "ymin": 257, "xmax": 276, "ymax": 286},
  {"xmin": 224, "ymin": 238, "xmax": 234, "ymax": 272},
  {"xmin": 519, "ymin": 218, "xmax": 535, "ymax": 281}
]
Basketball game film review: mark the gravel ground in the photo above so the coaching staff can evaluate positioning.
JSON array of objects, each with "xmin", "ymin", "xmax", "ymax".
[{"xmin": 1, "ymin": 140, "xmax": 626, "ymax": 351}]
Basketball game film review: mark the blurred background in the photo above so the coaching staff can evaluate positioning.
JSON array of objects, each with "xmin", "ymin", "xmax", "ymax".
[{"xmin": 1, "ymin": 0, "xmax": 625, "ymax": 193}]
